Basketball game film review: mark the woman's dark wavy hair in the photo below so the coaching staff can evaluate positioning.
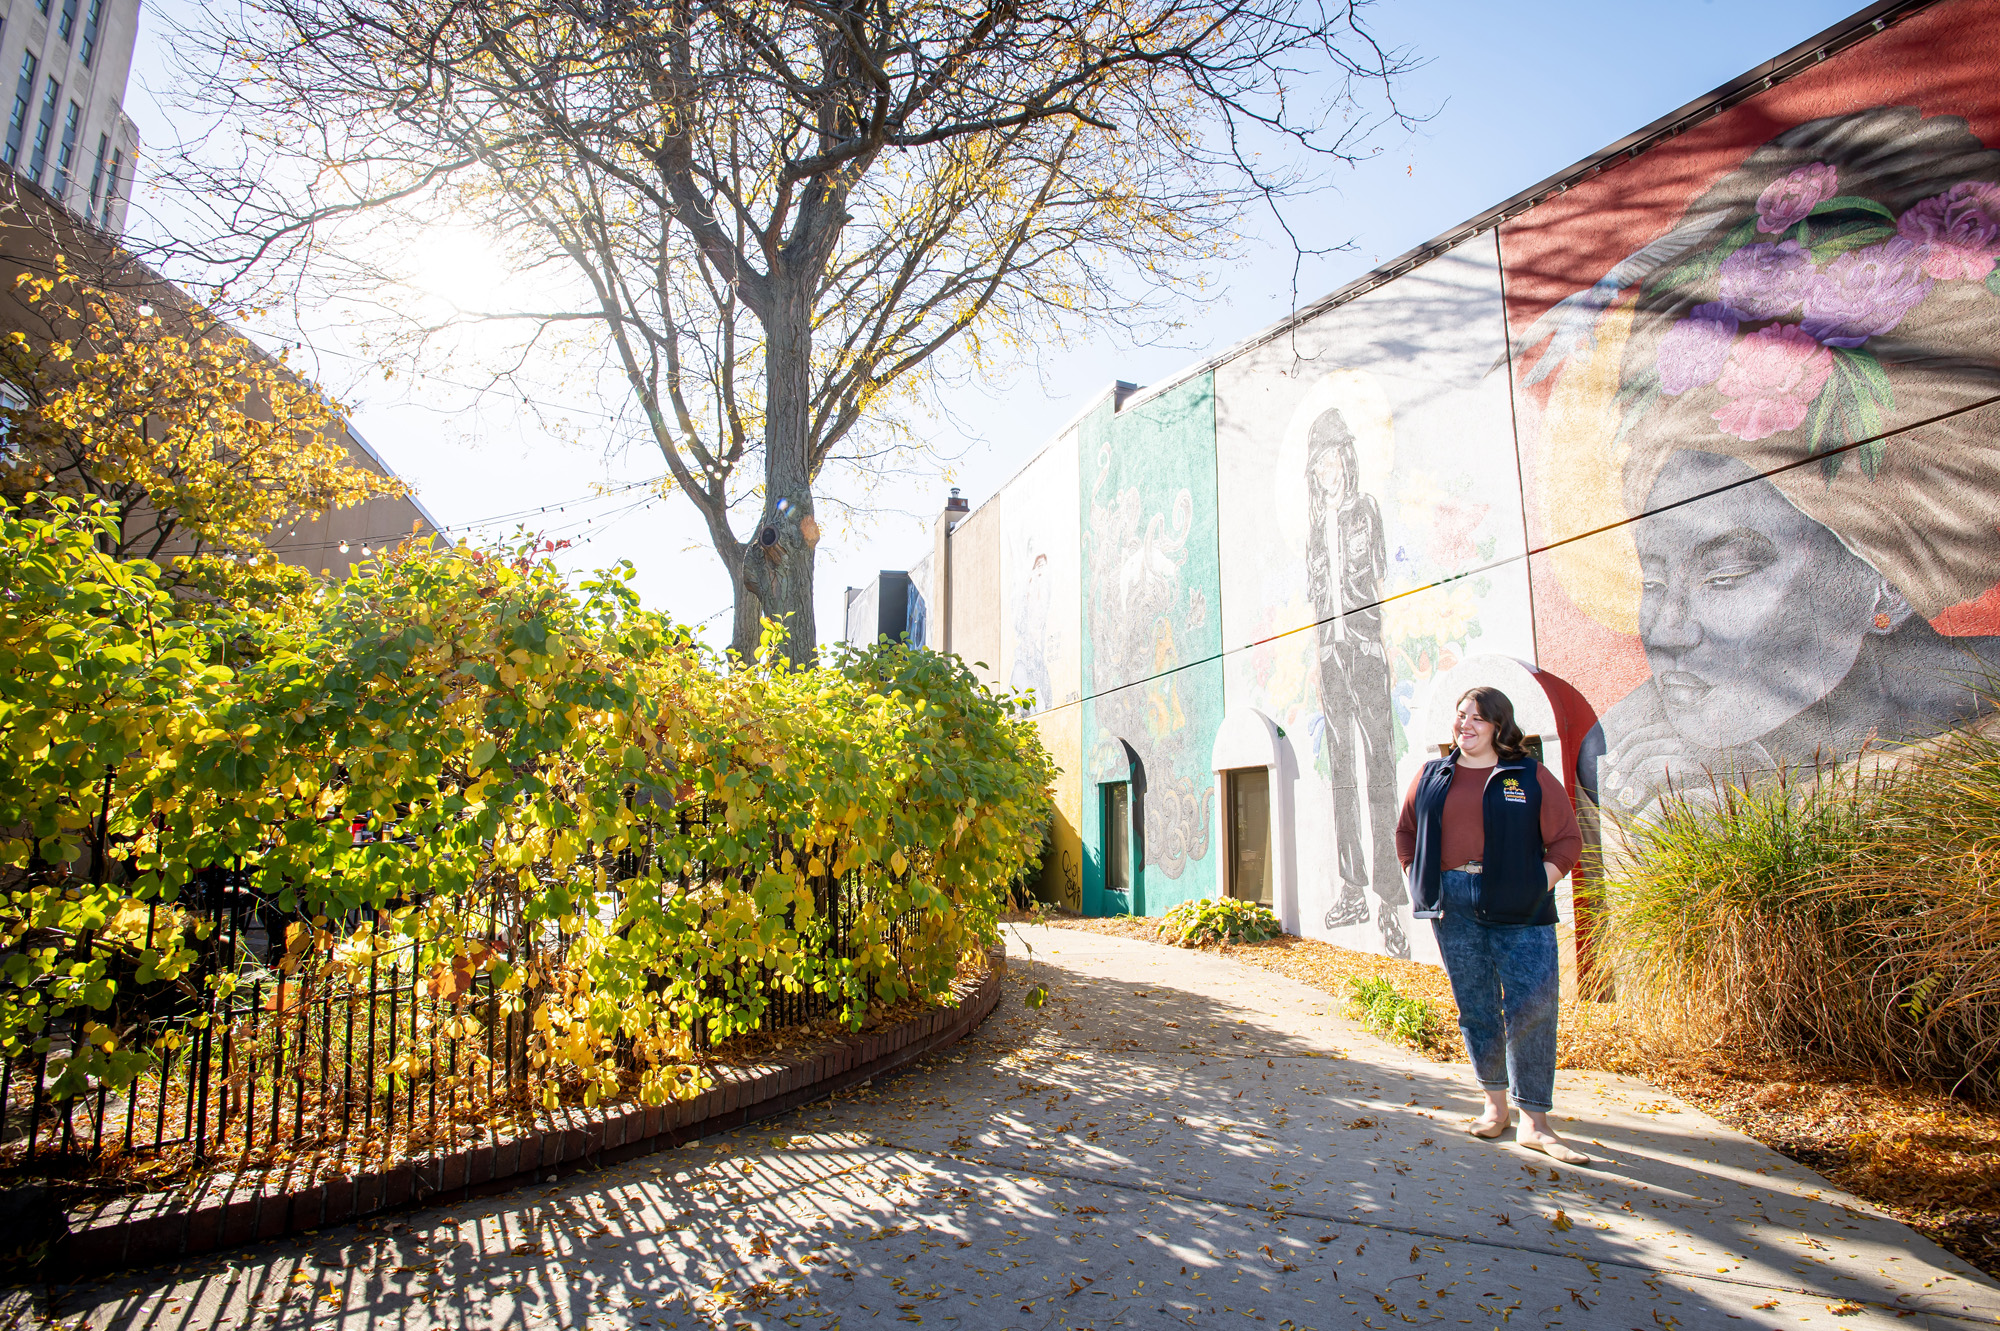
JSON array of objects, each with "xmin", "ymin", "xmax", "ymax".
[{"xmin": 1457, "ymin": 686, "xmax": 1530, "ymax": 759}]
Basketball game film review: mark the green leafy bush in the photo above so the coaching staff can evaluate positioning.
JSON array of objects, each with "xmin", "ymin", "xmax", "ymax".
[
  {"xmin": 0, "ymin": 496, "xmax": 1055, "ymax": 1111},
  {"xmin": 1346, "ymin": 976, "xmax": 1453, "ymax": 1055},
  {"xmin": 1157, "ymin": 896, "xmax": 1282, "ymax": 947}
]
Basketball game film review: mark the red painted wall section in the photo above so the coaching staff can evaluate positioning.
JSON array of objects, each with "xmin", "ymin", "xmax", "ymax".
[
  {"xmin": 1500, "ymin": 0, "xmax": 2000, "ymax": 828},
  {"xmin": 1502, "ymin": 0, "xmax": 2000, "ymax": 331}
]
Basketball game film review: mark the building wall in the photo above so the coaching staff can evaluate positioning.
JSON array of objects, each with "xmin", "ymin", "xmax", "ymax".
[
  {"xmin": 266, "ymin": 425, "xmax": 437, "ymax": 582},
  {"xmin": 0, "ymin": 180, "xmax": 437, "ymax": 579},
  {"xmin": 1504, "ymin": 0, "xmax": 2000, "ymax": 850},
  {"xmin": 998, "ymin": 428, "xmax": 1083, "ymax": 910},
  {"xmin": 1079, "ymin": 374, "xmax": 1224, "ymax": 918},
  {"xmin": 1213, "ymin": 235, "xmax": 1531, "ymax": 962},
  {"xmin": 897, "ymin": 0, "xmax": 2000, "ymax": 954},
  {"xmin": 946, "ymin": 494, "xmax": 1003, "ymax": 692},
  {"xmin": 843, "ymin": 583, "xmax": 876, "ymax": 647},
  {"xmin": 906, "ymin": 550, "xmax": 937, "ymax": 649},
  {"xmin": 0, "ymin": 0, "xmax": 140, "ymax": 233}
]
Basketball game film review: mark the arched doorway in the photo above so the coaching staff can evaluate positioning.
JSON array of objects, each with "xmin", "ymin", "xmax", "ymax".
[{"xmin": 1210, "ymin": 709, "xmax": 1300, "ymax": 933}]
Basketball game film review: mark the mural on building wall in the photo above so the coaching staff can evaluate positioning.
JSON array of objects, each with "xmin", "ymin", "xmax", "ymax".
[
  {"xmin": 1080, "ymin": 376, "xmax": 1224, "ymax": 914},
  {"xmin": 1305, "ymin": 407, "xmax": 1404, "ymax": 947},
  {"xmin": 1511, "ymin": 87, "xmax": 2000, "ymax": 827},
  {"xmin": 1216, "ymin": 242, "xmax": 1533, "ymax": 960},
  {"xmin": 1012, "ymin": 553, "xmax": 1054, "ymax": 705},
  {"xmin": 1000, "ymin": 430, "xmax": 1085, "ymax": 912},
  {"xmin": 902, "ymin": 0, "xmax": 2000, "ymax": 950}
]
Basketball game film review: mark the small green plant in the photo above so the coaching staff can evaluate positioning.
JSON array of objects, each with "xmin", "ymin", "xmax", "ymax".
[
  {"xmin": 1347, "ymin": 976, "xmax": 1453, "ymax": 1055},
  {"xmin": 1157, "ymin": 897, "xmax": 1282, "ymax": 948}
]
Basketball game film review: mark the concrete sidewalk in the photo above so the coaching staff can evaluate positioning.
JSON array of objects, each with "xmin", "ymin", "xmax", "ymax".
[{"xmin": 50, "ymin": 924, "xmax": 2000, "ymax": 1330}]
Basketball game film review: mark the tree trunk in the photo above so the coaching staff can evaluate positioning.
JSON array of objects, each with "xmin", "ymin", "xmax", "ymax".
[
  {"xmin": 735, "ymin": 276, "xmax": 818, "ymax": 666},
  {"xmin": 721, "ymin": 542, "xmax": 764, "ymax": 661}
]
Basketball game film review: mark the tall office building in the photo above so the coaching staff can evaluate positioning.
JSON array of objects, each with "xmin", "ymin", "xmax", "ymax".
[
  {"xmin": 0, "ymin": 0, "xmax": 139, "ymax": 234},
  {"xmin": 0, "ymin": 3, "xmax": 435, "ymax": 582}
]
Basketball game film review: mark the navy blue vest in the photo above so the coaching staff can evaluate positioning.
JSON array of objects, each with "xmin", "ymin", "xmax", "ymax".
[{"xmin": 1406, "ymin": 751, "xmax": 1559, "ymax": 926}]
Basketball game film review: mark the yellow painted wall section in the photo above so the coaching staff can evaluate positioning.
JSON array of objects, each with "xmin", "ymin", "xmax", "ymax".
[{"xmin": 1034, "ymin": 708, "xmax": 1084, "ymax": 911}]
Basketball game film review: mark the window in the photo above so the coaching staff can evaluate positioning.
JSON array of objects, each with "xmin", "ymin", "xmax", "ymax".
[
  {"xmin": 0, "ymin": 380, "xmax": 26, "ymax": 462},
  {"xmin": 86, "ymin": 131, "xmax": 106, "ymax": 207},
  {"xmin": 3, "ymin": 55, "xmax": 35, "ymax": 167},
  {"xmin": 28, "ymin": 77, "xmax": 59, "ymax": 185},
  {"xmin": 50, "ymin": 101, "xmax": 78, "ymax": 197},
  {"xmin": 57, "ymin": 0, "xmax": 78, "ymax": 43},
  {"xmin": 79, "ymin": 0, "xmax": 101, "ymax": 65},
  {"xmin": 1102, "ymin": 783, "xmax": 1132, "ymax": 900},
  {"xmin": 1225, "ymin": 768, "xmax": 1272, "ymax": 906},
  {"xmin": 99, "ymin": 147, "xmax": 121, "ymax": 228},
  {"xmin": 35, "ymin": 0, "xmax": 49, "ymax": 17}
]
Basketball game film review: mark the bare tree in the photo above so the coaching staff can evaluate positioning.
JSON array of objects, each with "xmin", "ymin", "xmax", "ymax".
[{"xmin": 161, "ymin": 0, "xmax": 1414, "ymax": 661}]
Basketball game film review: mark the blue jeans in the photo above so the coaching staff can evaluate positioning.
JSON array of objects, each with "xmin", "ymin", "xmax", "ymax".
[{"xmin": 1431, "ymin": 869, "xmax": 1558, "ymax": 1113}]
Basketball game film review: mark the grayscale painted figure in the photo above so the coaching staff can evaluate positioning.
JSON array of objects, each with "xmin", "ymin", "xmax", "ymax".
[{"xmin": 1306, "ymin": 406, "xmax": 1409, "ymax": 956}]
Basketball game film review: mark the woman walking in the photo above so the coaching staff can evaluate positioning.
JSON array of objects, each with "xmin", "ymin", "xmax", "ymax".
[{"xmin": 1395, "ymin": 685, "xmax": 1588, "ymax": 1164}]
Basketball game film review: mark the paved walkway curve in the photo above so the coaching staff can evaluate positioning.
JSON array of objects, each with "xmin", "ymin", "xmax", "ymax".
[{"xmin": 50, "ymin": 926, "xmax": 2000, "ymax": 1331}]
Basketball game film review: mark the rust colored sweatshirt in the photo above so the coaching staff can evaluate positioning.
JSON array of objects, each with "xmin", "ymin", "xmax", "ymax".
[{"xmin": 1394, "ymin": 762, "xmax": 1583, "ymax": 875}]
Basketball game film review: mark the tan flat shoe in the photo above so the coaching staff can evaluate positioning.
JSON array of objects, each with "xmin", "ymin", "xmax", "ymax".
[{"xmin": 1516, "ymin": 1135, "xmax": 1590, "ymax": 1165}]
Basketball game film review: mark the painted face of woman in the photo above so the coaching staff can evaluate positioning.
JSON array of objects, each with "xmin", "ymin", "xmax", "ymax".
[{"xmin": 1635, "ymin": 450, "xmax": 1884, "ymax": 750}]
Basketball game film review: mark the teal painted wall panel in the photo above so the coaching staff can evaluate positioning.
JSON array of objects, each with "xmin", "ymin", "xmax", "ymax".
[{"xmin": 1079, "ymin": 375, "xmax": 1224, "ymax": 917}]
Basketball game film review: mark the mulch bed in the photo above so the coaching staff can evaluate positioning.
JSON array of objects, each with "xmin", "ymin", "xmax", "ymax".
[{"xmin": 1023, "ymin": 909, "xmax": 2000, "ymax": 1281}]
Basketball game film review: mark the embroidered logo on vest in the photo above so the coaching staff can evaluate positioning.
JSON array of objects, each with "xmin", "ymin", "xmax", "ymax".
[{"xmin": 1501, "ymin": 776, "xmax": 1528, "ymax": 804}]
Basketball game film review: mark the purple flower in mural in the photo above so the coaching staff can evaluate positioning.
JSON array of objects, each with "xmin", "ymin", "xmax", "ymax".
[
  {"xmin": 1711, "ymin": 323, "xmax": 1834, "ymax": 442},
  {"xmin": 1757, "ymin": 163, "xmax": 1839, "ymax": 234},
  {"xmin": 1896, "ymin": 181, "xmax": 2000, "ymax": 280},
  {"xmin": 1718, "ymin": 240, "xmax": 1817, "ymax": 321},
  {"xmin": 1656, "ymin": 302, "xmax": 1740, "ymax": 395},
  {"xmin": 1799, "ymin": 237, "xmax": 1934, "ymax": 347}
]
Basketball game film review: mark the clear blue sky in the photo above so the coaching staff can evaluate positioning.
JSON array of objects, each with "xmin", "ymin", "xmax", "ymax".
[{"xmin": 125, "ymin": 0, "xmax": 1866, "ymax": 643}]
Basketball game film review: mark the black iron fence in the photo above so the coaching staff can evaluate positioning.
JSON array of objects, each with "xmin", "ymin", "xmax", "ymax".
[{"xmin": 0, "ymin": 805, "xmax": 916, "ymax": 1182}]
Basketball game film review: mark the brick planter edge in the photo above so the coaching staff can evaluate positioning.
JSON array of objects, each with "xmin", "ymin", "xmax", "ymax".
[{"xmin": 53, "ymin": 945, "xmax": 1007, "ymax": 1277}]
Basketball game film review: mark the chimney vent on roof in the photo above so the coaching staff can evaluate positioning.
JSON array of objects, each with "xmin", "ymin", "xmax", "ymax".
[{"xmin": 945, "ymin": 487, "xmax": 969, "ymax": 513}]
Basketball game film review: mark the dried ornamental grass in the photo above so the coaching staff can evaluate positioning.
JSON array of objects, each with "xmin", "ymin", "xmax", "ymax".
[{"xmin": 1602, "ymin": 706, "xmax": 2000, "ymax": 1102}]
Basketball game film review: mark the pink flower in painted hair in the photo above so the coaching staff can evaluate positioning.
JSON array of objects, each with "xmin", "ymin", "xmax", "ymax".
[
  {"xmin": 1710, "ymin": 323, "xmax": 1834, "ymax": 442},
  {"xmin": 1799, "ymin": 237, "xmax": 1934, "ymax": 347},
  {"xmin": 1896, "ymin": 181, "xmax": 2000, "ymax": 280},
  {"xmin": 1656, "ymin": 303, "xmax": 1739, "ymax": 395},
  {"xmin": 1756, "ymin": 163, "xmax": 1839, "ymax": 234}
]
